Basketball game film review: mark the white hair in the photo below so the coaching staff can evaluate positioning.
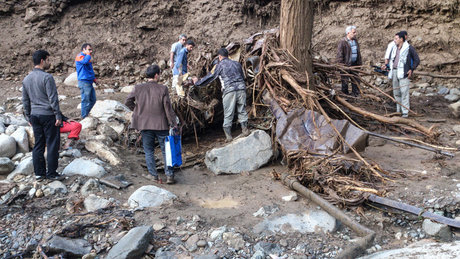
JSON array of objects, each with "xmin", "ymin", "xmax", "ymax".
[{"xmin": 345, "ymin": 26, "xmax": 356, "ymax": 34}]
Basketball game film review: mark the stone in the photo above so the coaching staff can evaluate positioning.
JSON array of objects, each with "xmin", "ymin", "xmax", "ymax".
[
  {"xmin": 96, "ymin": 124, "xmax": 119, "ymax": 141},
  {"xmin": 0, "ymin": 157, "xmax": 15, "ymax": 175},
  {"xmin": 155, "ymin": 248, "xmax": 177, "ymax": 259},
  {"xmin": 253, "ymin": 205, "xmax": 280, "ymax": 217},
  {"xmin": 59, "ymin": 148, "xmax": 82, "ymax": 158},
  {"xmin": 222, "ymin": 232, "xmax": 245, "ymax": 250},
  {"xmin": 411, "ymin": 91, "xmax": 422, "ymax": 97},
  {"xmin": 0, "ymin": 122, "xmax": 5, "ymax": 134},
  {"xmin": 282, "ymin": 191, "xmax": 298, "ymax": 202},
  {"xmin": 11, "ymin": 127, "xmax": 29, "ymax": 153},
  {"xmin": 185, "ymin": 234, "xmax": 199, "ymax": 251},
  {"xmin": 5, "ymin": 125, "xmax": 18, "ymax": 135},
  {"xmin": 0, "ymin": 134, "xmax": 16, "ymax": 158},
  {"xmin": 444, "ymin": 94, "xmax": 459, "ymax": 102},
  {"xmin": 62, "ymin": 158, "xmax": 107, "ymax": 178},
  {"xmin": 106, "ymin": 226, "xmax": 153, "ymax": 259},
  {"xmin": 358, "ymin": 241, "xmax": 460, "ymax": 259},
  {"xmin": 120, "ymin": 85, "xmax": 135, "ymax": 93},
  {"xmin": 89, "ymin": 100, "xmax": 131, "ymax": 122},
  {"xmin": 438, "ymin": 87, "xmax": 450, "ymax": 95},
  {"xmin": 253, "ymin": 210, "xmax": 338, "ymax": 235},
  {"xmin": 422, "ymin": 219, "xmax": 452, "ymax": 241},
  {"xmin": 24, "ymin": 126, "xmax": 34, "ymax": 148},
  {"xmin": 450, "ymin": 88, "xmax": 460, "ymax": 96},
  {"xmin": 0, "ymin": 113, "xmax": 28, "ymax": 127},
  {"xmin": 86, "ymin": 135, "xmax": 114, "ymax": 147},
  {"xmin": 80, "ymin": 117, "xmax": 99, "ymax": 131},
  {"xmin": 254, "ymin": 241, "xmax": 283, "ymax": 257},
  {"xmin": 44, "ymin": 181, "xmax": 68, "ymax": 196},
  {"xmin": 416, "ymin": 82, "xmax": 430, "ymax": 89},
  {"xmin": 107, "ymin": 121, "xmax": 125, "ymax": 135},
  {"xmin": 128, "ymin": 185, "xmax": 176, "ymax": 209},
  {"xmin": 80, "ymin": 179, "xmax": 101, "ymax": 196},
  {"xmin": 84, "ymin": 194, "xmax": 111, "ymax": 212},
  {"xmin": 453, "ymin": 125, "xmax": 460, "ymax": 134},
  {"xmin": 449, "ymin": 101, "xmax": 460, "ymax": 118},
  {"xmin": 205, "ymin": 130, "xmax": 273, "ymax": 174},
  {"xmin": 85, "ymin": 140, "xmax": 121, "ymax": 165},
  {"xmin": 209, "ymin": 226, "xmax": 227, "ymax": 241},
  {"xmin": 7, "ymin": 157, "xmax": 33, "ymax": 180},
  {"xmin": 197, "ymin": 239, "xmax": 207, "ymax": 247},
  {"xmin": 152, "ymin": 222, "xmax": 165, "ymax": 231},
  {"xmin": 45, "ymin": 236, "xmax": 92, "ymax": 257},
  {"xmin": 11, "ymin": 152, "xmax": 24, "ymax": 162},
  {"xmin": 64, "ymin": 72, "xmax": 78, "ymax": 87}
]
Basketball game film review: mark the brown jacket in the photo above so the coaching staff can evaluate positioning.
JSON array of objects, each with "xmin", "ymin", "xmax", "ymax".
[
  {"xmin": 336, "ymin": 37, "xmax": 362, "ymax": 66},
  {"xmin": 125, "ymin": 81, "xmax": 177, "ymax": 131}
]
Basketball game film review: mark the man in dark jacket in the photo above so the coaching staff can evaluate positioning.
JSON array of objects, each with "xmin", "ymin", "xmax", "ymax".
[
  {"xmin": 76, "ymin": 43, "xmax": 97, "ymax": 118},
  {"xmin": 193, "ymin": 48, "xmax": 249, "ymax": 141},
  {"xmin": 125, "ymin": 65, "xmax": 178, "ymax": 184},
  {"xmin": 336, "ymin": 25, "xmax": 362, "ymax": 96},
  {"xmin": 22, "ymin": 50, "xmax": 62, "ymax": 181}
]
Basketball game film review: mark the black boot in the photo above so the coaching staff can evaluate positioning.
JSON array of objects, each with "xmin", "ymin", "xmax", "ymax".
[
  {"xmin": 241, "ymin": 121, "xmax": 250, "ymax": 137},
  {"xmin": 223, "ymin": 127, "xmax": 232, "ymax": 142}
]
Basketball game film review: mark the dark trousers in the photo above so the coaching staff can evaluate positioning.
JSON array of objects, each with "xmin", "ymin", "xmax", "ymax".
[
  {"xmin": 341, "ymin": 65, "xmax": 360, "ymax": 95},
  {"xmin": 30, "ymin": 115, "xmax": 60, "ymax": 177},
  {"xmin": 141, "ymin": 130, "xmax": 174, "ymax": 177}
]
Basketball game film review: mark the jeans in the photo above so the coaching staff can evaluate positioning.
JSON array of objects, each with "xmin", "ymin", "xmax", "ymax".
[
  {"xmin": 341, "ymin": 64, "xmax": 360, "ymax": 95},
  {"xmin": 141, "ymin": 130, "xmax": 173, "ymax": 177},
  {"xmin": 222, "ymin": 90, "xmax": 248, "ymax": 128},
  {"xmin": 392, "ymin": 70, "xmax": 410, "ymax": 115},
  {"xmin": 30, "ymin": 114, "xmax": 60, "ymax": 177},
  {"xmin": 78, "ymin": 81, "xmax": 96, "ymax": 118}
]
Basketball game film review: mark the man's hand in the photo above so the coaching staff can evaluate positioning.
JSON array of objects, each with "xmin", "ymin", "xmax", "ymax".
[
  {"xmin": 407, "ymin": 70, "xmax": 413, "ymax": 78},
  {"xmin": 55, "ymin": 119, "xmax": 62, "ymax": 126}
]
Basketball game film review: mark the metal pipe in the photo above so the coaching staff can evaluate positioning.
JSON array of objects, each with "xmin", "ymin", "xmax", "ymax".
[
  {"xmin": 366, "ymin": 131, "xmax": 455, "ymax": 158},
  {"xmin": 281, "ymin": 173, "xmax": 375, "ymax": 259}
]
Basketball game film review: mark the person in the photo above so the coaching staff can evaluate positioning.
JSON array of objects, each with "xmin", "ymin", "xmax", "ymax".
[
  {"xmin": 336, "ymin": 25, "xmax": 362, "ymax": 96},
  {"xmin": 125, "ymin": 65, "xmax": 178, "ymax": 184},
  {"xmin": 59, "ymin": 113, "xmax": 82, "ymax": 150},
  {"xmin": 22, "ymin": 50, "xmax": 62, "ymax": 181},
  {"xmin": 383, "ymin": 31, "xmax": 409, "ymax": 70},
  {"xmin": 172, "ymin": 39, "xmax": 195, "ymax": 97},
  {"xmin": 388, "ymin": 31, "xmax": 420, "ymax": 117},
  {"xmin": 192, "ymin": 48, "xmax": 249, "ymax": 142},
  {"xmin": 170, "ymin": 34, "xmax": 187, "ymax": 69},
  {"xmin": 76, "ymin": 43, "xmax": 97, "ymax": 118}
]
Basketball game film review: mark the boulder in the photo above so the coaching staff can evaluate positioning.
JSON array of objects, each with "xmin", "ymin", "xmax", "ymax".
[
  {"xmin": 84, "ymin": 194, "xmax": 111, "ymax": 212},
  {"xmin": 205, "ymin": 130, "xmax": 273, "ymax": 174},
  {"xmin": 45, "ymin": 236, "xmax": 92, "ymax": 257},
  {"xmin": 86, "ymin": 135, "xmax": 113, "ymax": 147},
  {"xmin": 96, "ymin": 124, "xmax": 119, "ymax": 141},
  {"xmin": 358, "ymin": 241, "xmax": 460, "ymax": 259},
  {"xmin": 44, "ymin": 181, "xmax": 68, "ymax": 196},
  {"xmin": 444, "ymin": 94, "xmax": 459, "ymax": 102},
  {"xmin": 0, "ymin": 113, "xmax": 28, "ymax": 126},
  {"xmin": 222, "ymin": 232, "xmax": 245, "ymax": 250},
  {"xmin": 0, "ymin": 157, "xmax": 15, "ymax": 175},
  {"xmin": 107, "ymin": 121, "xmax": 125, "ymax": 135},
  {"xmin": 62, "ymin": 158, "xmax": 107, "ymax": 178},
  {"xmin": 106, "ymin": 226, "xmax": 153, "ymax": 259},
  {"xmin": 453, "ymin": 125, "xmax": 460, "ymax": 135},
  {"xmin": 0, "ymin": 122, "xmax": 5, "ymax": 134},
  {"xmin": 120, "ymin": 85, "xmax": 135, "ymax": 93},
  {"xmin": 5, "ymin": 125, "xmax": 18, "ymax": 135},
  {"xmin": 0, "ymin": 134, "xmax": 17, "ymax": 158},
  {"xmin": 64, "ymin": 72, "xmax": 78, "ymax": 87},
  {"xmin": 128, "ymin": 185, "xmax": 176, "ymax": 209},
  {"xmin": 80, "ymin": 117, "xmax": 99, "ymax": 131},
  {"xmin": 7, "ymin": 156, "xmax": 33, "ymax": 180},
  {"xmin": 450, "ymin": 88, "xmax": 460, "ymax": 96},
  {"xmin": 422, "ymin": 219, "xmax": 452, "ymax": 241},
  {"xmin": 85, "ymin": 140, "xmax": 121, "ymax": 165},
  {"xmin": 89, "ymin": 100, "xmax": 131, "ymax": 122},
  {"xmin": 11, "ymin": 127, "xmax": 29, "ymax": 153},
  {"xmin": 449, "ymin": 100, "xmax": 460, "ymax": 118},
  {"xmin": 80, "ymin": 179, "xmax": 101, "ymax": 196},
  {"xmin": 438, "ymin": 87, "xmax": 450, "ymax": 95}
]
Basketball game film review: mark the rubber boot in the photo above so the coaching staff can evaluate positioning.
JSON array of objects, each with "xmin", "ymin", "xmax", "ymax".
[
  {"xmin": 223, "ymin": 127, "xmax": 233, "ymax": 142},
  {"xmin": 241, "ymin": 121, "xmax": 250, "ymax": 137}
]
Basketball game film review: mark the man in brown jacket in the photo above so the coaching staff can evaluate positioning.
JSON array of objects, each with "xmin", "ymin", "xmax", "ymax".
[
  {"xmin": 336, "ymin": 25, "xmax": 362, "ymax": 96},
  {"xmin": 125, "ymin": 65, "xmax": 178, "ymax": 184}
]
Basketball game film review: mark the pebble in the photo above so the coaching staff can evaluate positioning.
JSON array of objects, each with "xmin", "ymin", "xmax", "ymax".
[{"xmin": 197, "ymin": 239, "xmax": 207, "ymax": 247}]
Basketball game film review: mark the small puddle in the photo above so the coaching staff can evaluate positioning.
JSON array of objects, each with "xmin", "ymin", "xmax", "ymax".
[{"xmin": 200, "ymin": 197, "xmax": 239, "ymax": 208}]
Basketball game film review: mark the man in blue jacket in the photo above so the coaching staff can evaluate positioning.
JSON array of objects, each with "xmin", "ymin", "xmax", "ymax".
[
  {"xmin": 76, "ymin": 43, "xmax": 96, "ymax": 118},
  {"xmin": 172, "ymin": 39, "xmax": 195, "ymax": 97},
  {"xmin": 193, "ymin": 48, "xmax": 249, "ymax": 142}
]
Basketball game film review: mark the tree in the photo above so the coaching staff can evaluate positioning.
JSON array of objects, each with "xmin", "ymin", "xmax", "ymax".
[{"xmin": 279, "ymin": 0, "xmax": 314, "ymax": 89}]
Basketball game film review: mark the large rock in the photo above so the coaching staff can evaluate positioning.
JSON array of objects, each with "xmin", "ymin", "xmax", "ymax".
[
  {"xmin": 80, "ymin": 117, "xmax": 99, "ymax": 131},
  {"xmin": 7, "ymin": 156, "xmax": 33, "ymax": 180},
  {"xmin": 120, "ymin": 85, "xmax": 135, "ymax": 93},
  {"xmin": 106, "ymin": 226, "xmax": 153, "ymax": 259},
  {"xmin": 0, "ymin": 113, "xmax": 28, "ymax": 126},
  {"xmin": 358, "ymin": 241, "xmax": 460, "ymax": 259},
  {"xmin": 62, "ymin": 158, "xmax": 107, "ymax": 178},
  {"xmin": 85, "ymin": 140, "xmax": 121, "ymax": 165},
  {"xmin": 80, "ymin": 179, "xmax": 102, "ymax": 196},
  {"xmin": 45, "ymin": 235, "xmax": 92, "ymax": 257},
  {"xmin": 64, "ymin": 72, "xmax": 78, "ymax": 87},
  {"xmin": 84, "ymin": 194, "xmax": 111, "ymax": 212},
  {"xmin": 449, "ymin": 100, "xmax": 460, "ymax": 118},
  {"xmin": 444, "ymin": 94, "xmax": 459, "ymax": 102},
  {"xmin": 450, "ymin": 88, "xmax": 460, "ymax": 96},
  {"xmin": 422, "ymin": 219, "xmax": 452, "ymax": 241},
  {"xmin": 0, "ymin": 157, "xmax": 15, "ymax": 175},
  {"xmin": 107, "ymin": 121, "xmax": 125, "ymax": 135},
  {"xmin": 89, "ymin": 100, "xmax": 131, "ymax": 122},
  {"xmin": 5, "ymin": 125, "xmax": 17, "ymax": 135},
  {"xmin": 0, "ymin": 134, "xmax": 17, "ymax": 158},
  {"xmin": 44, "ymin": 181, "xmax": 68, "ymax": 196},
  {"xmin": 205, "ymin": 130, "xmax": 273, "ymax": 174},
  {"xmin": 96, "ymin": 124, "xmax": 119, "ymax": 141},
  {"xmin": 0, "ymin": 122, "xmax": 5, "ymax": 134},
  {"xmin": 11, "ymin": 127, "xmax": 29, "ymax": 153},
  {"xmin": 128, "ymin": 185, "xmax": 176, "ymax": 209}
]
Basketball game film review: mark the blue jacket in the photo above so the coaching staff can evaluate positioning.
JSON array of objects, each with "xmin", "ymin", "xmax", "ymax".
[
  {"xmin": 195, "ymin": 57, "xmax": 246, "ymax": 96},
  {"xmin": 173, "ymin": 48, "xmax": 188, "ymax": 76},
  {"xmin": 75, "ymin": 52, "xmax": 96, "ymax": 83}
]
